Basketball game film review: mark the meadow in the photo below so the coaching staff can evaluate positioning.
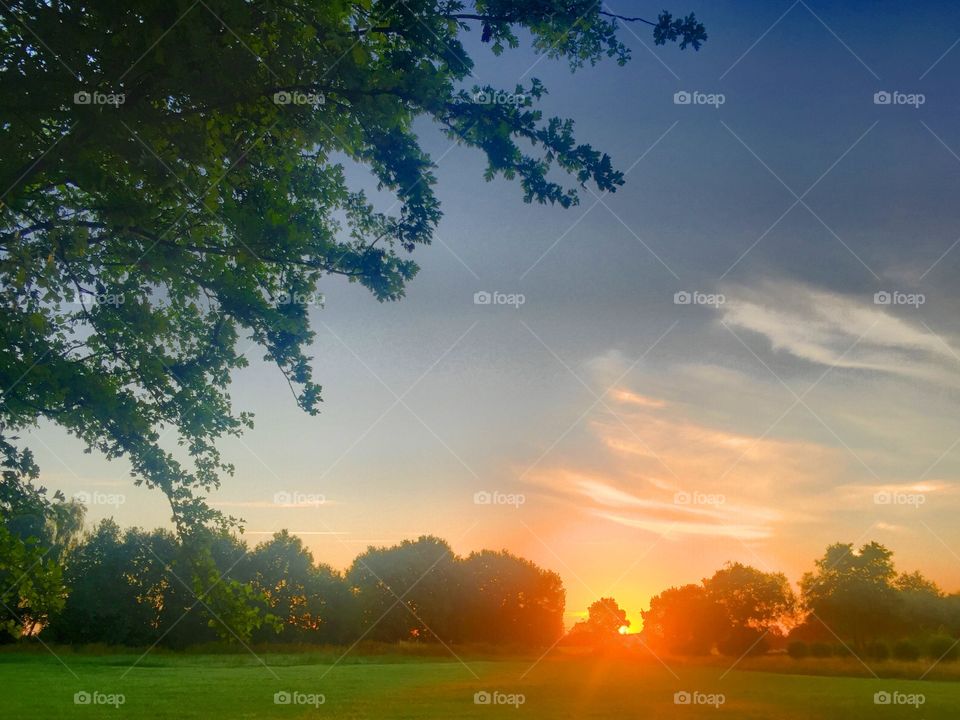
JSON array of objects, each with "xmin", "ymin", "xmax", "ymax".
[{"xmin": 1, "ymin": 647, "xmax": 957, "ymax": 719}]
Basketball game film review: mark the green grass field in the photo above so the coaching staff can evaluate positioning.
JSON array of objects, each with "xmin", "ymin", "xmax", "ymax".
[{"xmin": 0, "ymin": 648, "xmax": 956, "ymax": 718}]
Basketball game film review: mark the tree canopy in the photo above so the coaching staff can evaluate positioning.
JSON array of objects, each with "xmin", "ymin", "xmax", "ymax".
[{"xmin": 0, "ymin": 1, "xmax": 705, "ymax": 531}]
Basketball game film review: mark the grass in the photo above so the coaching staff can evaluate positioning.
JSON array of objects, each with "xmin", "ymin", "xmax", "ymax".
[{"xmin": 0, "ymin": 646, "xmax": 958, "ymax": 718}]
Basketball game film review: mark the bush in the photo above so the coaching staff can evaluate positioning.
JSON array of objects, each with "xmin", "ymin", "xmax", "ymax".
[
  {"xmin": 866, "ymin": 641, "xmax": 889, "ymax": 661},
  {"xmin": 810, "ymin": 642, "xmax": 833, "ymax": 658},
  {"xmin": 832, "ymin": 643, "xmax": 854, "ymax": 657},
  {"xmin": 892, "ymin": 640, "xmax": 921, "ymax": 661},
  {"xmin": 927, "ymin": 635, "xmax": 960, "ymax": 662},
  {"xmin": 717, "ymin": 627, "xmax": 769, "ymax": 657},
  {"xmin": 787, "ymin": 641, "xmax": 809, "ymax": 659}
]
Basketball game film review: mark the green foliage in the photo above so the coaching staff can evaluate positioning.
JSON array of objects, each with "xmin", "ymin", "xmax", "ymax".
[
  {"xmin": 787, "ymin": 640, "xmax": 809, "ymax": 659},
  {"xmin": 892, "ymin": 639, "xmax": 921, "ymax": 661},
  {"xmin": 0, "ymin": 0, "xmax": 705, "ymax": 531},
  {"xmin": 0, "ymin": 524, "xmax": 65, "ymax": 640},
  {"xmin": 927, "ymin": 635, "xmax": 960, "ymax": 661},
  {"xmin": 865, "ymin": 640, "xmax": 889, "ymax": 661}
]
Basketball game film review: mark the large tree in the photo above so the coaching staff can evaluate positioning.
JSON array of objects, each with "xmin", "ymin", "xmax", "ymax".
[{"xmin": 0, "ymin": 1, "xmax": 705, "ymax": 530}]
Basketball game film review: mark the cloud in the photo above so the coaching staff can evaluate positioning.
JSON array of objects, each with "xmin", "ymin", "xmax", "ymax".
[{"xmin": 719, "ymin": 280, "xmax": 959, "ymax": 385}]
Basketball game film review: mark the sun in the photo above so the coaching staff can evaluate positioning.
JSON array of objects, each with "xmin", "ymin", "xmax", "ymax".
[{"xmin": 618, "ymin": 625, "xmax": 630, "ymax": 635}]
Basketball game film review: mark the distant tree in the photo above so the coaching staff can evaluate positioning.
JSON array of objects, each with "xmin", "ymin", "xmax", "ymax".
[
  {"xmin": 460, "ymin": 549, "xmax": 564, "ymax": 646},
  {"xmin": 348, "ymin": 536, "xmax": 461, "ymax": 643},
  {"xmin": 704, "ymin": 562, "xmax": 795, "ymax": 655},
  {"xmin": 568, "ymin": 597, "xmax": 630, "ymax": 645},
  {"xmin": 799, "ymin": 542, "xmax": 901, "ymax": 649},
  {"xmin": 240, "ymin": 530, "xmax": 353, "ymax": 643},
  {"xmin": 0, "ymin": 1, "xmax": 705, "ymax": 533},
  {"xmin": 641, "ymin": 584, "xmax": 725, "ymax": 655},
  {"xmin": 0, "ymin": 470, "xmax": 83, "ymax": 640}
]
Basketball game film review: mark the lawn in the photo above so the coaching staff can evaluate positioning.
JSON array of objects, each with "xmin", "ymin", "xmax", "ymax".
[{"xmin": 0, "ymin": 648, "xmax": 956, "ymax": 718}]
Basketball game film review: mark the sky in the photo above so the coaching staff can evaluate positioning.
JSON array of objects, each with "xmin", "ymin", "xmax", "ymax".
[{"xmin": 28, "ymin": 0, "xmax": 960, "ymax": 629}]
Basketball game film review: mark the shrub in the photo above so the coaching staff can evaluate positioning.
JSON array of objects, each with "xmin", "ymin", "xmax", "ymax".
[
  {"xmin": 810, "ymin": 642, "xmax": 833, "ymax": 658},
  {"xmin": 892, "ymin": 640, "xmax": 921, "ymax": 661},
  {"xmin": 866, "ymin": 641, "xmax": 889, "ymax": 661},
  {"xmin": 927, "ymin": 635, "xmax": 960, "ymax": 662},
  {"xmin": 787, "ymin": 641, "xmax": 809, "ymax": 659},
  {"xmin": 832, "ymin": 643, "xmax": 854, "ymax": 657}
]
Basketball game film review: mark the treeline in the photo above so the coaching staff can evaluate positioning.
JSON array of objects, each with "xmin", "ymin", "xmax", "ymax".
[
  {"xmin": 639, "ymin": 542, "xmax": 960, "ymax": 659},
  {"xmin": 5, "ymin": 516, "xmax": 565, "ymax": 648}
]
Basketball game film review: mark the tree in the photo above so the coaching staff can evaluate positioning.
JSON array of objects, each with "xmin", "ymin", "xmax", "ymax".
[
  {"xmin": 704, "ymin": 562, "xmax": 795, "ymax": 655},
  {"xmin": 799, "ymin": 542, "xmax": 901, "ymax": 649},
  {"xmin": 641, "ymin": 584, "xmax": 725, "ymax": 655},
  {"xmin": 0, "ymin": 1, "xmax": 705, "ymax": 531},
  {"xmin": 459, "ymin": 549, "xmax": 564, "ymax": 646},
  {"xmin": 568, "ymin": 597, "xmax": 629, "ymax": 645},
  {"xmin": 348, "ymin": 536, "xmax": 461, "ymax": 643}
]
